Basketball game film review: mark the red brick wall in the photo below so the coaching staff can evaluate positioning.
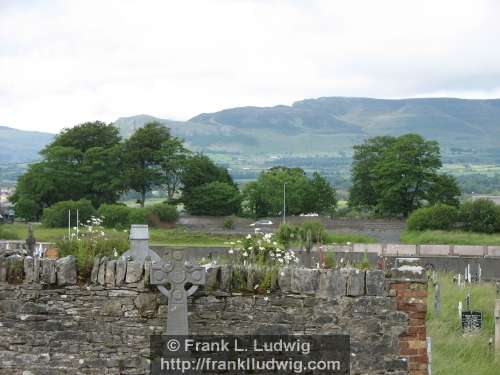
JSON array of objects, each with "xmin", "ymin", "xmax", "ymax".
[{"xmin": 391, "ymin": 281, "xmax": 428, "ymax": 375}]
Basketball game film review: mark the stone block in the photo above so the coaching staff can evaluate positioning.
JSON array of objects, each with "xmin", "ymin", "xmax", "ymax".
[
  {"xmin": 125, "ymin": 261, "xmax": 143, "ymax": 284},
  {"xmin": 385, "ymin": 244, "xmax": 417, "ymax": 256},
  {"xmin": 346, "ymin": 268, "xmax": 365, "ymax": 296},
  {"xmin": 419, "ymin": 245, "xmax": 450, "ymax": 256},
  {"xmin": 105, "ymin": 260, "xmax": 116, "ymax": 286},
  {"xmin": 134, "ymin": 293, "xmax": 158, "ymax": 318},
  {"xmin": 115, "ymin": 260, "xmax": 127, "ymax": 285},
  {"xmin": 40, "ymin": 258, "xmax": 56, "ymax": 285},
  {"xmin": 291, "ymin": 268, "xmax": 319, "ymax": 295},
  {"xmin": 90, "ymin": 257, "xmax": 101, "ymax": 284},
  {"xmin": 353, "ymin": 243, "xmax": 382, "ymax": 254},
  {"xmin": 278, "ymin": 267, "xmax": 292, "ymax": 293},
  {"xmin": 365, "ymin": 270, "xmax": 385, "ymax": 296},
  {"xmin": 23, "ymin": 256, "xmax": 34, "ymax": 283},
  {"xmin": 33, "ymin": 257, "xmax": 41, "ymax": 282},
  {"xmin": 56, "ymin": 256, "xmax": 77, "ymax": 286},
  {"xmin": 98, "ymin": 257, "xmax": 108, "ymax": 285},
  {"xmin": 205, "ymin": 265, "xmax": 220, "ymax": 290},
  {"xmin": 318, "ymin": 269, "xmax": 347, "ymax": 298},
  {"xmin": 220, "ymin": 265, "xmax": 233, "ymax": 291}
]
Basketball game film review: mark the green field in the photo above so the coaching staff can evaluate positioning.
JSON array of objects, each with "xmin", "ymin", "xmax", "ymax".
[
  {"xmin": 1, "ymin": 223, "xmax": 377, "ymax": 247},
  {"xmin": 427, "ymin": 274, "xmax": 499, "ymax": 374},
  {"xmin": 401, "ymin": 230, "xmax": 500, "ymax": 246}
]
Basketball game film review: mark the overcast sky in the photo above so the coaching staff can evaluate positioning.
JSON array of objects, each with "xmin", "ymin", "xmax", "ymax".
[{"xmin": 2, "ymin": 0, "xmax": 500, "ymax": 133}]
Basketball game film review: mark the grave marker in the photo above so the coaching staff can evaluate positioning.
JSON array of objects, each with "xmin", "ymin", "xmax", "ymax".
[
  {"xmin": 150, "ymin": 250, "xmax": 206, "ymax": 335},
  {"xmin": 434, "ymin": 283, "xmax": 441, "ymax": 318},
  {"xmin": 495, "ymin": 299, "xmax": 500, "ymax": 355}
]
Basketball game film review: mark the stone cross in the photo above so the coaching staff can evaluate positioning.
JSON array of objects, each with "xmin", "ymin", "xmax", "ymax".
[{"xmin": 150, "ymin": 250, "xmax": 206, "ymax": 335}]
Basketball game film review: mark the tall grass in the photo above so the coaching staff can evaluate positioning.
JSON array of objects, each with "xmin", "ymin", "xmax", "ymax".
[
  {"xmin": 428, "ymin": 274, "xmax": 499, "ymax": 374},
  {"xmin": 402, "ymin": 230, "xmax": 500, "ymax": 245}
]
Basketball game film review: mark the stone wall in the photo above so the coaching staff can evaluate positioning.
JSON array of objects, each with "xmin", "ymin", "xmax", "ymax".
[{"xmin": 0, "ymin": 256, "xmax": 428, "ymax": 375}]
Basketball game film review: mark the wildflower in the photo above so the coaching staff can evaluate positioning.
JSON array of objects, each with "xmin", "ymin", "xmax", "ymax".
[
  {"xmin": 264, "ymin": 296, "xmax": 269, "ymax": 302},
  {"xmin": 228, "ymin": 249, "xmax": 234, "ymax": 254},
  {"xmin": 243, "ymin": 252, "xmax": 248, "ymax": 257},
  {"xmin": 246, "ymin": 234, "xmax": 252, "ymax": 239}
]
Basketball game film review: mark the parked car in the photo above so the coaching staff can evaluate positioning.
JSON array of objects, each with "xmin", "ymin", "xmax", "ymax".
[{"xmin": 249, "ymin": 219, "xmax": 273, "ymax": 227}]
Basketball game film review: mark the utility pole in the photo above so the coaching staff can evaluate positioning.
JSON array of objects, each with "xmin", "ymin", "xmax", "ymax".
[{"xmin": 283, "ymin": 183, "xmax": 287, "ymax": 225}]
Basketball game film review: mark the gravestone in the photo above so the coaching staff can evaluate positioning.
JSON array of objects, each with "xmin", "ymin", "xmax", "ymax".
[
  {"xmin": 25, "ymin": 223, "xmax": 36, "ymax": 256},
  {"xmin": 434, "ymin": 283, "xmax": 441, "ymax": 318},
  {"xmin": 462, "ymin": 311, "xmax": 483, "ymax": 332},
  {"xmin": 120, "ymin": 224, "xmax": 161, "ymax": 263},
  {"xmin": 495, "ymin": 299, "xmax": 500, "ymax": 355},
  {"xmin": 150, "ymin": 250, "xmax": 206, "ymax": 335}
]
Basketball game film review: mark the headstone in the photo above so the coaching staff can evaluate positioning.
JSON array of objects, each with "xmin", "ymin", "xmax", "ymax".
[
  {"xmin": 25, "ymin": 223, "xmax": 36, "ymax": 256},
  {"xmin": 466, "ymin": 293, "xmax": 471, "ymax": 311},
  {"xmin": 462, "ymin": 310, "xmax": 483, "ymax": 332},
  {"xmin": 458, "ymin": 301, "xmax": 463, "ymax": 321},
  {"xmin": 478, "ymin": 264, "xmax": 482, "ymax": 283},
  {"xmin": 120, "ymin": 224, "xmax": 161, "ymax": 263},
  {"xmin": 434, "ymin": 283, "xmax": 441, "ymax": 318},
  {"xmin": 457, "ymin": 274, "xmax": 461, "ymax": 287},
  {"xmin": 427, "ymin": 336, "xmax": 432, "ymax": 375},
  {"xmin": 495, "ymin": 299, "xmax": 500, "ymax": 355},
  {"xmin": 150, "ymin": 250, "xmax": 206, "ymax": 335}
]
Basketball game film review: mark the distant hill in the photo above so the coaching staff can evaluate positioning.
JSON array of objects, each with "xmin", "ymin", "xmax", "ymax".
[
  {"xmin": 4, "ymin": 96, "xmax": 500, "ymax": 168},
  {"xmin": 114, "ymin": 97, "xmax": 500, "ymax": 155},
  {"xmin": 0, "ymin": 126, "xmax": 54, "ymax": 164}
]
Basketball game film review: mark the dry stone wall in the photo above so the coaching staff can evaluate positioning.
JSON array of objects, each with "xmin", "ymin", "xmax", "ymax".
[{"xmin": 0, "ymin": 255, "xmax": 428, "ymax": 375}]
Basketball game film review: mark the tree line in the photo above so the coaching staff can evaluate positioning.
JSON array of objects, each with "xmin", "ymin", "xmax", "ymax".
[{"xmin": 11, "ymin": 121, "xmax": 338, "ymax": 220}]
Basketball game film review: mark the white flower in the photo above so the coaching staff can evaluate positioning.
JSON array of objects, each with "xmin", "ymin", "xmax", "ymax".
[
  {"xmin": 243, "ymin": 252, "xmax": 248, "ymax": 257},
  {"xmin": 272, "ymin": 241, "xmax": 277, "ymax": 246},
  {"xmin": 246, "ymin": 234, "xmax": 252, "ymax": 239},
  {"xmin": 269, "ymin": 251, "xmax": 275, "ymax": 257},
  {"xmin": 228, "ymin": 249, "xmax": 234, "ymax": 254},
  {"xmin": 264, "ymin": 296, "xmax": 269, "ymax": 302},
  {"xmin": 278, "ymin": 258, "xmax": 284, "ymax": 263}
]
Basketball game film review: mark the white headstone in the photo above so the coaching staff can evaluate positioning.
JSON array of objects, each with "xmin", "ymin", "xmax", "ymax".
[
  {"xmin": 478, "ymin": 264, "xmax": 482, "ymax": 283},
  {"xmin": 458, "ymin": 274, "xmax": 461, "ymax": 287},
  {"xmin": 458, "ymin": 301, "xmax": 463, "ymax": 320}
]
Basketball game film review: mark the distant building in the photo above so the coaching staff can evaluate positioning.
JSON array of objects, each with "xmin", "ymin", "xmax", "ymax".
[
  {"xmin": 470, "ymin": 194, "xmax": 500, "ymax": 205},
  {"xmin": 0, "ymin": 188, "xmax": 14, "ymax": 208}
]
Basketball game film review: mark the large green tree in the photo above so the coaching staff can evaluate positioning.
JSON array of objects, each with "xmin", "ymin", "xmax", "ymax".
[
  {"xmin": 11, "ymin": 122, "xmax": 124, "ymax": 219},
  {"xmin": 349, "ymin": 134, "xmax": 461, "ymax": 217},
  {"xmin": 242, "ymin": 167, "xmax": 336, "ymax": 217},
  {"xmin": 180, "ymin": 154, "xmax": 239, "ymax": 215},
  {"xmin": 123, "ymin": 122, "xmax": 176, "ymax": 207}
]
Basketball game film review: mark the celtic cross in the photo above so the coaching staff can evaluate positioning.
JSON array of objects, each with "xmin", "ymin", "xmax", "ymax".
[{"xmin": 150, "ymin": 250, "xmax": 206, "ymax": 335}]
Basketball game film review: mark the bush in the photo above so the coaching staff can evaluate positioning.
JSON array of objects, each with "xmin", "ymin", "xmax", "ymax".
[
  {"xmin": 406, "ymin": 204, "xmax": 459, "ymax": 231},
  {"xmin": 13, "ymin": 197, "xmax": 41, "ymax": 221},
  {"xmin": 277, "ymin": 224, "xmax": 299, "ymax": 246},
  {"xmin": 459, "ymin": 199, "xmax": 500, "ymax": 234},
  {"xmin": 98, "ymin": 204, "xmax": 131, "ymax": 228},
  {"xmin": 183, "ymin": 182, "xmax": 241, "ymax": 216},
  {"xmin": 223, "ymin": 217, "xmax": 234, "ymax": 230},
  {"xmin": 128, "ymin": 207, "xmax": 152, "ymax": 225},
  {"xmin": 299, "ymin": 220, "xmax": 326, "ymax": 243},
  {"xmin": 42, "ymin": 199, "xmax": 97, "ymax": 228},
  {"xmin": 150, "ymin": 203, "xmax": 179, "ymax": 223}
]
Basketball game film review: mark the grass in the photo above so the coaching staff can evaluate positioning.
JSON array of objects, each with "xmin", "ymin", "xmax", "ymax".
[
  {"xmin": 402, "ymin": 230, "xmax": 500, "ymax": 245},
  {"xmin": 427, "ymin": 273, "xmax": 499, "ymax": 374},
  {"xmin": 2, "ymin": 223, "xmax": 377, "ymax": 247}
]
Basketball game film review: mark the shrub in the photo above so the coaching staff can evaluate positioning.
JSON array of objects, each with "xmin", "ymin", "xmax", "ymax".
[
  {"xmin": 42, "ymin": 199, "xmax": 97, "ymax": 228},
  {"xmin": 128, "ymin": 207, "xmax": 152, "ymax": 225},
  {"xmin": 13, "ymin": 197, "xmax": 41, "ymax": 221},
  {"xmin": 150, "ymin": 203, "xmax": 179, "ymax": 223},
  {"xmin": 406, "ymin": 204, "xmax": 459, "ymax": 231},
  {"xmin": 323, "ymin": 251, "xmax": 336, "ymax": 269},
  {"xmin": 223, "ymin": 217, "xmax": 234, "ymax": 230},
  {"xmin": 58, "ymin": 219, "xmax": 128, "ymax": 279},
  {"xmin": 459, "ymin": 199, "xmax": 500, "ymax": 234},
  {"xmin": 183, "ymin": 182, "xmax": 241, "ymax": 216},
  {"xmin": 277, "ymin": 224, "xmax": 299, "ymax": 246},
  {"xmin": 98, "ymin": 204, "xmax": 131, "ymax": 228},
  {"xmin": 299, "ymin": 220, "xmax": 326, "ymax": 243}
]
